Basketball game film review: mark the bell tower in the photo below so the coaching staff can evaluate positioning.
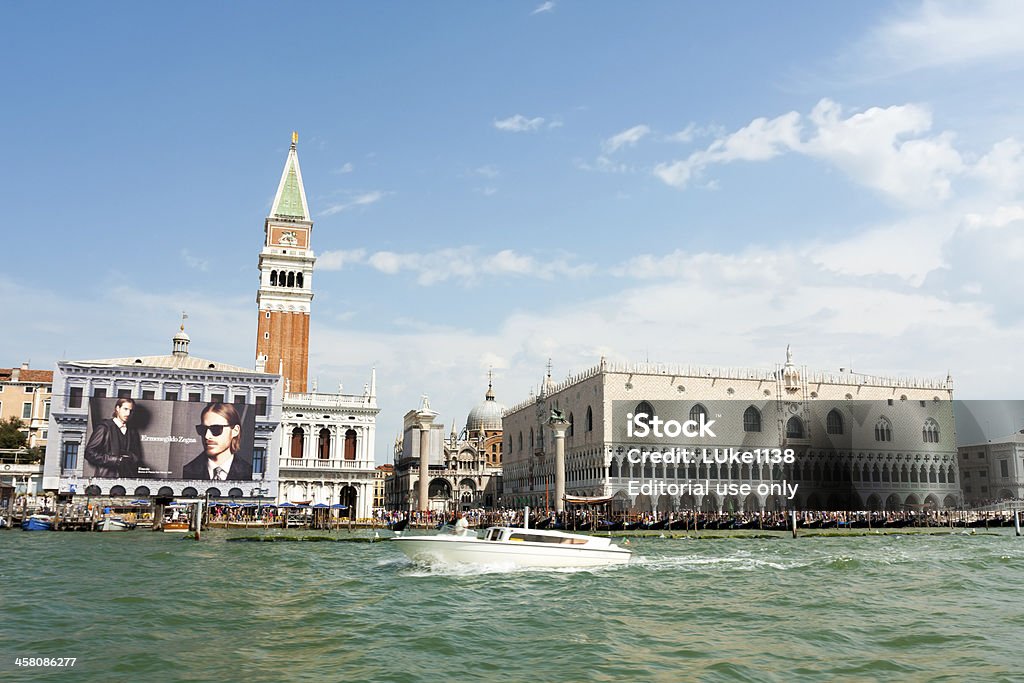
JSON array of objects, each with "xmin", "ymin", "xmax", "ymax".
[{"xmin": 256, "ymin": 132, "xmax": 315, "ymax": 393}]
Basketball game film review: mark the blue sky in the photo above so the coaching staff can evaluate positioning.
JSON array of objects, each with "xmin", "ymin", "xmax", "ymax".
[{"xmin": 4, "ymin": 1, "xmax": 1024, "ymax": 458}]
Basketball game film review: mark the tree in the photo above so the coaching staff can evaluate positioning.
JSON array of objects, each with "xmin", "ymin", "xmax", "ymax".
[{"xmin": 0, "ymin": 416, "xmax": 28, "ymax": 450}]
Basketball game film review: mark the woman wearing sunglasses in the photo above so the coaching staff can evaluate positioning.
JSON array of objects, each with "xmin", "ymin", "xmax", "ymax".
[{"xmin": 182, "ymin": 402, "xmax": 252, "ymax": 480}]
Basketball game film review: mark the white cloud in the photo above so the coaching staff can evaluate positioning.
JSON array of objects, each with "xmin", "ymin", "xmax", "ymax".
[
  {"xmin": 474, "ymin": 164, "xmax": 499, "ymax": 178},
  {"xmin": 857, "ymin": 0, "xmax": 1024, "ymax": 75},
  {"xmin": 575, "ymin": 155, "xmax": 629, "ymax": 174},
  {"xmin": 603, "ymin": 124, "xmax": 651, "ymax": 153},
  {"xmin": 801, "ymin": 99, "xmax": 963, "ymax": 206},
  {"xmin": 494, "ymin": 114, "xmax": 546, "ymax": 132},
  {"xmin": 320, "ymin": 190, "xmax": 387, "ymax": 216},
  {"xmin": 653, "ymin": 110, "xmax": 801, "ymax": 189},
  {"xmin": 357, "ymin": 247, "xmax": 593, "ymax": 285},
  {"xmin": 666, "ymin": 123, "xmax": 697, "ymax": 143},
  {"xmin": 531, "ymin": 1, "xmax": 554, "ymax": 15},
  {"xmin": 317, "ymin": 249, "xmax": 367, "ymax": 271},
  {"xmin": 181, "ymin": 249, "xmax": 209, "ymax": 271},
  {"xmin": 970, "ymin": 138, "xmax": 1024, "ymax": 198},
  {"xmin": 333, "ymin": 162, "xmax": 354, "ymax": 174},
  {"xmin": 653, "ymin": 99, "xmax": 973, "ymax": 207}
]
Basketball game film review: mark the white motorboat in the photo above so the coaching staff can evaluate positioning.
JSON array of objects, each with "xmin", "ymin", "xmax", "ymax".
[
  {"xmin": 99, "ymin": 517, "xmax": 132, "ymax": 532},
  {"xmin": 390, "ymin": 525, "xmax": 631, "ymax": 568}
]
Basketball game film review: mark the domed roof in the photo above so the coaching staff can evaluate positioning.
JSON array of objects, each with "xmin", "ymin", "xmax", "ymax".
[{"xmin": 466, "ymin": 382, "xmax": 506, "ymax": 433}]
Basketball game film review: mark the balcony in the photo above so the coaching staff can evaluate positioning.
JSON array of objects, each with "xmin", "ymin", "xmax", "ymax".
[
  {"xmin": 279, "ymin": 458, "xmax": 372, "ymax": 471},
  {"xmin": 285, "ymin": 392, "xmax": 375, "ymax": 409}
]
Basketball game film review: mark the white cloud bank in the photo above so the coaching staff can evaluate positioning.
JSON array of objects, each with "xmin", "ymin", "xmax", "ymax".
[
  {"xmin": 651, "ymin": 98, "xmax": 1023, "ymax": 208},
  {"xmin": 857, "ymin": 0, "xmax": 1024, "ymax": 75},
  {"xmin": 494, "ymin": 114, "xmax": 546, "ymax": 132}
]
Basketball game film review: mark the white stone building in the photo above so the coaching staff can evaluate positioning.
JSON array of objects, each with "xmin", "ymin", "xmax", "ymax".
[
  {"xmin": 276, "ymin": 375, "xmax": 379, "ymax": 518},
  {"xmin": 43, "ymin": 326, "xmax": 283, "ymax": 501},
  {"xmin": 958, "ymin": 432, "xmax": 1024, "ymax": 505},
  {"xmin": 386, "ymin": 384, "xmax": 504, "ymax": 512},
  {"xmin": 503, "ymin": 351, "xmax": 961, "ymax": 512}
]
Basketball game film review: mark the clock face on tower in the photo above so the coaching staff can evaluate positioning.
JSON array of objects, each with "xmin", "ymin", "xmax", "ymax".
[{"xmin": 270, "ymin": 226, "xmax": 308, "ymax": 248}]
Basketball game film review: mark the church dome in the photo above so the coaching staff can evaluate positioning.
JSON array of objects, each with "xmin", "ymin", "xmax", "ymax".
[{"xmin": 466, "ymin": 383, "xmax": 506, "ymax": 433}]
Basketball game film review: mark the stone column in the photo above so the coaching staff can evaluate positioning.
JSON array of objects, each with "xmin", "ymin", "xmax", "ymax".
[
  {"xmin": 416, "ymin": 403, "xmax": 438, "ymax": 512},
  {"xmin": 549, "ymin": 415, "xmax": 570, "ymax": 513}
]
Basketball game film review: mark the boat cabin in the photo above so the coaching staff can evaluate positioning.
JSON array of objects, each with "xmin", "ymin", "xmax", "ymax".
[{"xmin": 484, "ymin": 527, "xmax": 588, "ymax": 545}]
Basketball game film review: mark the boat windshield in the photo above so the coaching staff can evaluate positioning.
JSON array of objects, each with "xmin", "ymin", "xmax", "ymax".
[{"xmin": 508, "ymin": 532, "xmax": 587, "ymax": 545}]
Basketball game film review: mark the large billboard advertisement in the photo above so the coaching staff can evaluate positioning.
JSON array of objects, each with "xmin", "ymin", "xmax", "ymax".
[{"xmin": 83, "ymin": 398, "xmax": 257, "ymax": 481}]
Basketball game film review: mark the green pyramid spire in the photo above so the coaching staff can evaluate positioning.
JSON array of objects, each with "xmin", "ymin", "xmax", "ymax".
[
  {"xmin": 270, "ymin": 133, "xmax": 309, "ymax": 221},
  {"xmin": 274, "ymin": 159, "xmax": 305, "ymax": 218}
]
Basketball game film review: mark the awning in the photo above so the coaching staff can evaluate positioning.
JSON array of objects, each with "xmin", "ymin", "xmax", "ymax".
[{"xmin": 564, "ymin": 495, "xmax": 616, "ymax": 505}]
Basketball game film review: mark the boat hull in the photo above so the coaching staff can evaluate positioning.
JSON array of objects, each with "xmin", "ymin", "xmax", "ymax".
[
  {"xmin": 22, "ymin": 516, "xmax": 54, "ymax": 531},
  {"xmin": 99, "ymin": 518, "xmax": 131, "ymax": 532},
  {"xmin": 391, "ymin": 535, "xmax": 631, "ymax": 568}
]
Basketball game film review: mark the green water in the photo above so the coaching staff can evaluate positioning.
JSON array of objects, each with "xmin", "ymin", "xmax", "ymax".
[{"xmin": 2, "ymin": 529, "xmax": 1022, "ymax": 682}]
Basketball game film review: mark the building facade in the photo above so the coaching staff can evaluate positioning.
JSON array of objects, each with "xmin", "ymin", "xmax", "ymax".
[
  {"xmin": 373, "ymin": 464, "xmax": 393, "ymax": 510},
  {"xmin": 255, "ymin": 134, "xmax": 380, "ymax": 518},
  {"xmin": 276, "ymin": 378, "xmax": 379, "ymax": 519},
  {"xmin": 958, "ymin": 432, "xmax": 1024, "ymax": 506},
  {"xmin": 386, "ymin": 385, "xmax": 504, "ymax": 512},
  {"xmin": 43, "ymin": 327, "xmax": 283, "ymax": 501},
  {"xmin": 1, "ymin": 363, "xmax": 53, "ymax": 449},
  {"xmin": 503, "ymin": 351, "xmax": 961, "ymax": 512}
]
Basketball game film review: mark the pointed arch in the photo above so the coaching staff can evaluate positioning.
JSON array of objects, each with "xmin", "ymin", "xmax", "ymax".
[
  {"xmin": 786, "ymin": 416, "xmax": 804, "ymax": 439},
  {"xmin": 922, "ymin": 418, "xmax": 940, "ymax": 443},
  {"xmin": 743, "ymin": 406, "xmax": 762, "ymax": 433},
  {"xmin": 874, "ymin": 417, "xmax": 892, "ymax": 442},
  {"xmin": 826, "ymin": 409, "xmax": 844, "ymax": 435}
]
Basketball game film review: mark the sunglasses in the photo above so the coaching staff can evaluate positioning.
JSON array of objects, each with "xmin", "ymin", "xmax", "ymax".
[{"xmin": 196, "ymin": 424, "xmax": 234, "ymax": 437}]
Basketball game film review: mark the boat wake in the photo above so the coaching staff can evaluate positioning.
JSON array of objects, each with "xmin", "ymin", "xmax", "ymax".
[
  {"xmin": 631, "ymin": 555, "xmax": 810, "ymax": 572},
  {"xmin": 394, "ymin": 558, "xmax": 627, "ymax": 578}
]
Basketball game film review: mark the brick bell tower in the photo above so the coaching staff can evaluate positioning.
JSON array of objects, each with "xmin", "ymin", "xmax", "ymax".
[{"xmin": 256, "ymin": 132, "xmax": 314, "ymax": 393}]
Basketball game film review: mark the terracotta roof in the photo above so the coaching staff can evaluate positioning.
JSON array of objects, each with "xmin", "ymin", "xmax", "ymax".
[{"xmin": 0, "ymin": 368, "xmax": 54, "ymax": 383}]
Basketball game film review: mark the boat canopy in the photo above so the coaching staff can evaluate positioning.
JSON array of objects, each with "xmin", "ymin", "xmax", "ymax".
[{"xmin": 564, "ymin": 495, "xmax": 616, "ymax": 505}]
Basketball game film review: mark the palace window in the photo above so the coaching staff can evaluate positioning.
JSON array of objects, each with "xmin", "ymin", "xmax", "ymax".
[
  {"xmin": 743, "ymin": 406, "xmax": 761, "ymax": 433},
  {"xmin": 826, "ymin": 409, "xmax": 844, "ymax": 435},
  {"xmin": 874, "ymin": 417, "xmax": 892, "ymax": 442},
  {"xmin": 786, "ymin": 416, "xmax": 804, "ymax": 439},
  {"xmin": 922, "ymin": 419, "xmax": 940, "ymax": 443}
]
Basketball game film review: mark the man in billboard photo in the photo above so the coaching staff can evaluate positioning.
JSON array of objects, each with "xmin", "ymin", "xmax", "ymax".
[
  {"xmin": 84, "ymin": 397, "xmax": 146, "ymax": 478},
  {"xmin": 183, "ymin": 402, "xmax": 252, "ymax": 480}
]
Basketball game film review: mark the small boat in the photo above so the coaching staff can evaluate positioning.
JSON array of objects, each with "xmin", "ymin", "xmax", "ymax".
[
  {"xmin": 391, "ymin": 525, "xmax": 632, "ymax": 568},
  {"xmin": 387, "ymin": 518, "xmax": 409, "ymax": 532},
  {"xmin": 22, "ymin": 514, "xmax": 55, "ymax": 531},
  {"xmin": 162, "ymin": 520, "xmax": 190, "ymax": 533},
  {"xmin": 99, "ymin": 517, "xmax": 133, "ymax": 532}
]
